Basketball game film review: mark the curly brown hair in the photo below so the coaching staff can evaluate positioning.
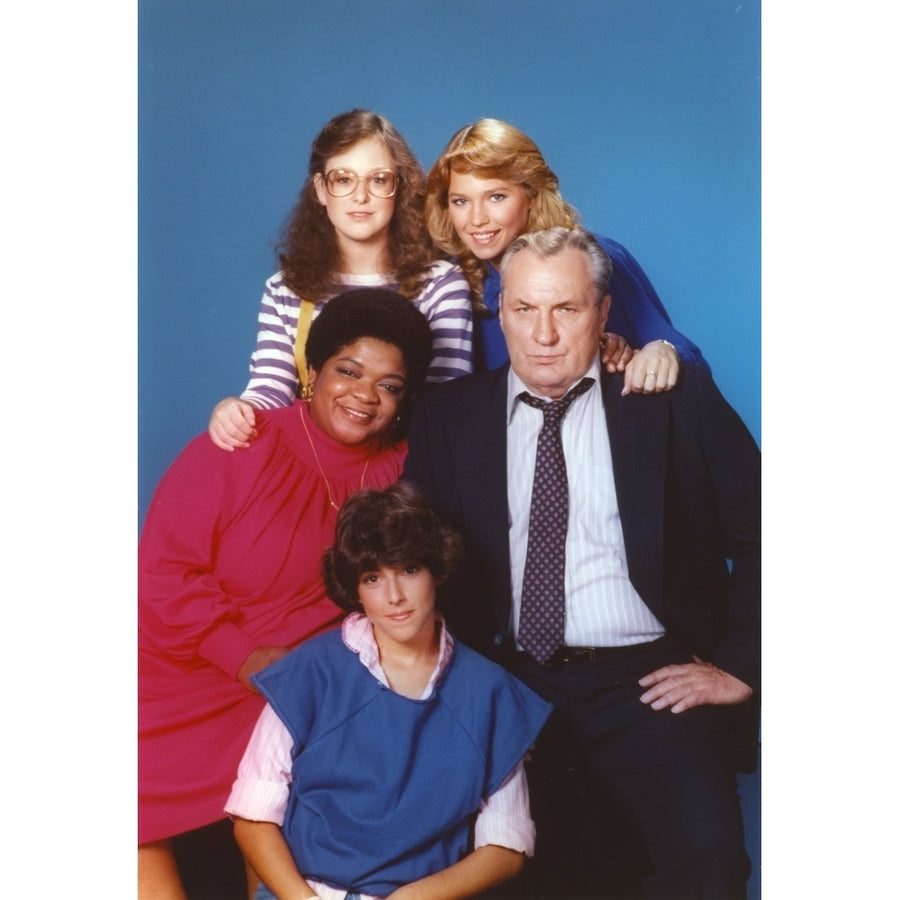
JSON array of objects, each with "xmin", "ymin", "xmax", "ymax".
[
  {"xmin": 321, "ymin": 482, "xmax": 465, "ymax": 614},
  {"xmin": 425, "ymin": 118, "xmax": 580, "ymax": 313},
  {"xmin": 277, "ymin": 109, "xmax": 442, "ymax": 302}
]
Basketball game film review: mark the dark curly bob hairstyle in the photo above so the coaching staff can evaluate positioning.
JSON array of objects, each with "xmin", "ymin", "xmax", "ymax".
[
  {"xmin": 321, "ymin": 482, "xmax": 465, "ymax": 614},
  {"xmin": 277, "ymin": 109, "xmax": 442, "ymax": 302},
  {"xmin": 305, "ymin": 288, "xmax": 433, "ymax": 440}
]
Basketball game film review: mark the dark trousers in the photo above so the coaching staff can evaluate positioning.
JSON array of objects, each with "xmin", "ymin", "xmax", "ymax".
[{"xmin": 505, "ymin": 637, "xmax": 750, "ymax": 900}]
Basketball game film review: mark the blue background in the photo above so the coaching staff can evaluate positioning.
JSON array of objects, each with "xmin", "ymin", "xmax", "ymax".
[
  {"xmin": 139, "ymin": 0, "xmax": 760, "ymax": 526},
  {"xmin": 136, "ymin": 2, "xmax": 760, "ymax": 895}
]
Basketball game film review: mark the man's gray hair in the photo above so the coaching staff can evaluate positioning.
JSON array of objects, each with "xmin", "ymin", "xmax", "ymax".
[{"xmin": 498, "ymin": 226, "xmax": 612, "ymax": 300}]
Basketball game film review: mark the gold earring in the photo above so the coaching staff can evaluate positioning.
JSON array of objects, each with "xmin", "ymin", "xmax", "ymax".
[{"xmin": 302, "ymin": 382, "xmax": 313, "ymax": 402}]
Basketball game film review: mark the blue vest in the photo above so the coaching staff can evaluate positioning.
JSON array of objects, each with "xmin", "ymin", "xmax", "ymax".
[{"xmin": 253, "ymin": 630, "xmax": 551, "ymax": 896}]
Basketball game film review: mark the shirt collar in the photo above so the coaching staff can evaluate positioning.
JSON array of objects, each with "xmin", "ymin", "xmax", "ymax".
[
  {"xmin": 506, "ymin": 356, "xmax": 602, "ymax": 425},
  {"xmin": 341, "ymin": 611, "xmax": 454, "ymax": 698}
]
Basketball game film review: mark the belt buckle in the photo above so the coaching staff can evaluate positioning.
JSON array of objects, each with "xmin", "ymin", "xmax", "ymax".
[{"xmin": 551, "ymin": 646, "xmax": 599, "ymax": 667}]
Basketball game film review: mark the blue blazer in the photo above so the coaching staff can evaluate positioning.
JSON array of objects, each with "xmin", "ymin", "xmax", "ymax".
[{"xmin": 403, "ymin": 362, "xmax": 761, "ymax": 697}]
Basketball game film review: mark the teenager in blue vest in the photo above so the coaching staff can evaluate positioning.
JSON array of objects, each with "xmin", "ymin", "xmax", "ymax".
[{"xmin": 226, "ymin": 482, "xmax": 552, "ymax": 900}]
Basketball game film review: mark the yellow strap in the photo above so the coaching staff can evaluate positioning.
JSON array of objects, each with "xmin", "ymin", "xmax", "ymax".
[{"xmin": 294, "ymin": 298, "xmax": 316, "ymax": 395}]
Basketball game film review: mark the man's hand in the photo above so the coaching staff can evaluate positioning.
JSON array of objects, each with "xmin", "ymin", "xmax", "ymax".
[{"xmin": 638, "ymin": 656, "xmax": 752, "ymax": 713}]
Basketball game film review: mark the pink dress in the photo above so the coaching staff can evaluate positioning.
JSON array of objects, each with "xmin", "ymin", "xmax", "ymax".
[{"xmin": 138, "ymin": 401, "xmax": 406, "ymax": 844}]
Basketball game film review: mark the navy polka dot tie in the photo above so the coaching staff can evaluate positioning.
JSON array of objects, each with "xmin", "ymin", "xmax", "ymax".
[{"xmin": 517, "ymin": 377, "xmax": 593, "ymax": 666}]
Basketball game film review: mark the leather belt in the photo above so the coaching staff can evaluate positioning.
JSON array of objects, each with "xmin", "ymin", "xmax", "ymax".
[
  {"xmin": 550, "ymin": 647, "xmax": 612, "ymax": 665},
  {"xmin": 505, "ymin": 645, "xmax": 637, "ymax": 671},
  {"xmin": 548, "ymin": 646, "xmax": 608, "ymax": 666}
]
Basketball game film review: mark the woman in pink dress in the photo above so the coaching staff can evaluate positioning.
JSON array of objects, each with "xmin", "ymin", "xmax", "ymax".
[{"xmin": 138, "ymin": 288, "xmax": 434, "ymax": 899}]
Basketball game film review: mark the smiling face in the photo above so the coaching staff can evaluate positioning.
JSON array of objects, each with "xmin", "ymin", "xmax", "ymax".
[
  {"xmin": 307, "ymin": 337, "xmax": 407, "ymax": 446},
  {"xmin": 357, "ymin": 563, "xmax": 438, "ymax": 650},
  {"xmin": 446, "ymin": 170, "xmax": 533, "ymax": 263},
  {"xmin": 314, "ymin": 136, "xmax": 397, "ymax": 256},
  {"xmin": 499, "ymin": 246, "xmax": 610, "ymax": 399}
]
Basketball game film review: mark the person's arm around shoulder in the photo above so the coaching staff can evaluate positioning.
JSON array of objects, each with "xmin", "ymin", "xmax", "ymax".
[
  {"xmin": 210, "ymin": 273, "xmax": 304, "ymax": 450},
  {"xmin": 622, "ymin": 339, "xmax": 681, "ymax": 396},
  {"xmin": 594, "ymin": 232, "xmax": 708, "ymax": 375},
  {"xmin": 209, "ymin": 396, "xmax": 259, "ymax": 451},
  {"xmin": 600, "ymin": 334, "xmax": 681, "ymax": 396}
]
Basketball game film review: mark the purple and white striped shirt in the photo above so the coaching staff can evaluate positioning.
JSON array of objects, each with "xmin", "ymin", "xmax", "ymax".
[{"xmin": 240, "ymin": 261, "xmax": 473, "ymax": 410}]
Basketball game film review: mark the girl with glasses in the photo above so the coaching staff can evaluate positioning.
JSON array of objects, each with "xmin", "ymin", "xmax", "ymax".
[{"xmin": 209, "ymin": 109, "xmax": 474, "ymax": 452}]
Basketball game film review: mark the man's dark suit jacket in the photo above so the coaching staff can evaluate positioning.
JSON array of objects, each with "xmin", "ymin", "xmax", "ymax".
[{"xmin": 403, "ymin": 361, "xmax": 761, "ymax": 706}]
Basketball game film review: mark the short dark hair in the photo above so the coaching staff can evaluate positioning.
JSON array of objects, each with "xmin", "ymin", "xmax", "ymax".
[
  {"xmin": 321, "ymin": 482, "xmax": 465, "ymax": 613},
  {"xmin": 305, "ymin": 288, "xmax": 434, "ymax": 437}
]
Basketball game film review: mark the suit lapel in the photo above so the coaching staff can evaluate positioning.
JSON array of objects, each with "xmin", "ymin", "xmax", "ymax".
[
  {"xmin": 601, "ymin": 373, "xmax": 668, "ymax": 619},
  {"xmin": 452, "ymin": 366, "xmax": 509, "ymax": 516},
  {"xmin": 452, "ymin": 367, "xmax": 512, "ymax": 632}
]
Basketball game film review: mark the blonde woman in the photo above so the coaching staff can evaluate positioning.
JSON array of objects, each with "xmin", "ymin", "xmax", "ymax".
[{"xmin": 426, "ymin": 118, "xmax": 707, "ymax": 393}]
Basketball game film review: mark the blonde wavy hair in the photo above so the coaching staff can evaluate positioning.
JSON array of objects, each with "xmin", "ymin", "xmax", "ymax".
[{"xmin": 425, "ymin": 118, "xmax": 579, "ymax": 311}]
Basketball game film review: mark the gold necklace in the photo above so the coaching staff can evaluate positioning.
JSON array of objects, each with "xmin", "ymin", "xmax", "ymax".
[{"xmin": 300, "ymin": 403, "xmax": 372, "ymax": 511}]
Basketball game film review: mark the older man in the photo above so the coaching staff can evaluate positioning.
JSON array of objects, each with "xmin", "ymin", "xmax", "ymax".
[{"xmin": 403, "ymin": 227, "xmax": 760, "ymax": 899}]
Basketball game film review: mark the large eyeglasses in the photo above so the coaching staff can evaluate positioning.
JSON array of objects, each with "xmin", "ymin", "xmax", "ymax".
[{"xmin": 324, "ymin": 168, "xmax": 398, "ymax": 199}]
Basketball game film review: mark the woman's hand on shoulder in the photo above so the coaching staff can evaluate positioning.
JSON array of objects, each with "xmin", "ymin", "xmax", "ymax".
[
  {"xmin": 236, "ymin": 646, "xmax": 291, "ymax": 692},
  {"xmin": 600, "ymin": 332, "xmax": 634, "ymax": 373},
  {"xmin": 622, "ymin": 340, "xmax": 680, "ymax": 396},
  {"xmin": 209, "ymin": 397, "xmax": 259, "ymax": 450}
]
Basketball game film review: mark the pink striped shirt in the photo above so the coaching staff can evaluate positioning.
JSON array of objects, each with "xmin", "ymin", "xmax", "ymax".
[{"xmin": 225, "ymin": 613, "xmax": 535, "ymax": 900}]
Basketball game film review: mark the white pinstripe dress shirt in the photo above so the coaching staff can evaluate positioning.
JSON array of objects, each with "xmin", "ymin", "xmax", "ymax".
[{"xmin": 506, "ymin": 358, "xmax": 665, "ymax": 649}]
